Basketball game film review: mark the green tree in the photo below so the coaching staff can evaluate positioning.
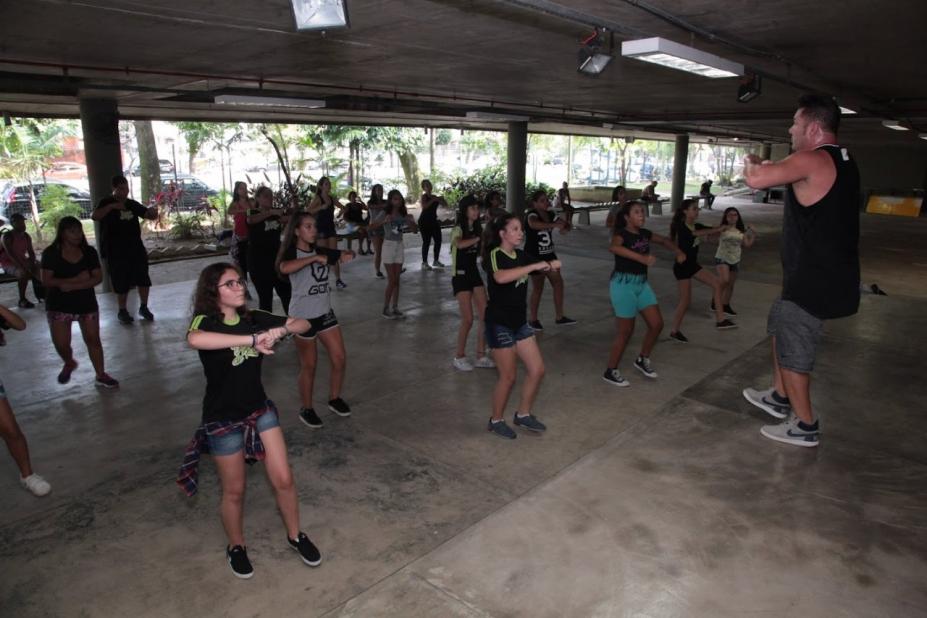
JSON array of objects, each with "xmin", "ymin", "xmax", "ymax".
[
  {"xmin": 174, "ymin": 121, "xmax": 223, "ymax": 173},
  {"xmin": 134, "ymin": 120, "xmax": 161, "ymax": 205}
]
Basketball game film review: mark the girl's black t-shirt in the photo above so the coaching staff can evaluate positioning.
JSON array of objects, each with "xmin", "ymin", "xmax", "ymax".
[
  {"xmin": 41, "ymin": 244, "xmax": 101, "ymax": 314},
  {"xmin": 672, "ymin": 222, "xmax": 709, "ymax": 265},
  {"xmin": 246, "ymin": 209, "xmax": 283, "ymax": 262},
  {"xmin": 188, "ymin": 310, "xmax": 288, "ymax": 423},
  {"xmin": 345, "ymin": 202, "xmax": 366, "ymax": 224},
  {"xmin": 612, "ymin": 228, "xmax": 652, "ymax": 277},
  {"xmin": 483, "ymin": 247, "xmax": 540, "ymax": 329}
]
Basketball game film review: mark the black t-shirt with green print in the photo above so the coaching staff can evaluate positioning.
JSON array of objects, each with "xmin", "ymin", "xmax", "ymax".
[{"xmin": 189, "ymin": 310, "xmax": 288, "ymax": 423}]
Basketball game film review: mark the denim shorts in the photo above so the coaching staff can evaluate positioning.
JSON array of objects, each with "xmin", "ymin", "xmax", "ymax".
[
  {"xmin": 715, "ymin": 258, "xmax": 740, "ymax": 273},
  {"xmin": 485, "ymin": 321, "xmax": 534, "ymax": 349},
  {"xmin": 206, "ymin": 408, "xmax": 281, "ymax": 456},
  {"xmin": 767, "ymin": 298, "xmax": 823, "ymax": 374}
]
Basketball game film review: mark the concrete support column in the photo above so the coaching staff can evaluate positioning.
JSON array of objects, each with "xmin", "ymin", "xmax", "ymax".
[
  {"xmin": 506, "ymin": 121, "xmax": 528, "ymax": 216},
  {"xmin": 761, "ymin": 142, "xmax": 772, "ymax": 160},
  {"xmin": 669, "ymin": 133, "xmax": 689, "ymax": 215},
  {"xmin": 79, "ymin": 98, "xmax": 122, "ymax": 292}
]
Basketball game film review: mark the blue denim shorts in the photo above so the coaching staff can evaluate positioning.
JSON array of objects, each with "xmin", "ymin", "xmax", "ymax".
[
  {"xmin": 485, "ymin": 321, "xmax": 534, "ymax": 349},
  {"xmin": 206, "ymin": 408, "xmax": 281, "ymax": 456}
]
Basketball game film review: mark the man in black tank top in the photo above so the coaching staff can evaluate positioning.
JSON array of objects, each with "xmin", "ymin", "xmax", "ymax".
[{"xmin": 741, "ymin": 94, "xmax": 860, "ymax": 448}]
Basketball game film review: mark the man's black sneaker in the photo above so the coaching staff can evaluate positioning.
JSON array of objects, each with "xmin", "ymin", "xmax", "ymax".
[
  {"xmin": 288, "ymin": 532, "xmax": 322, "ymax": 566},
  {"xmin": 716, "ymin": 319, "xmax": 738, "ymax": 330},
  {"xmin": 723, "ymin": 304, "xmax": 737, "ymax": 317},
  {"xmin": 528, "ymin": 320, "xmax": 544, "ymax": 331},
  {"xmin": 117, "ymin": 309, "xmax": 134, "ymax": 324},
  {"xmin": 328, "ymin": 398, "xmax": 351, "ymax": 417},
  {"xmin": 227, "ymin": 545, "xmax": 254, "ymax": 579},
  {"xmin": 555, "ymin": 316, "xmax": 577, "ymax": 326},
  {"xmin": 299, "ymin": 407, "xmax": 323, "ymax": 429},
  {"xmin": 668, "ymin": 331, "xmax": 688, "ymax": 343},
  {"xmin": 138, "ymin": 305, "xmax": 155, "ymax": 321}
]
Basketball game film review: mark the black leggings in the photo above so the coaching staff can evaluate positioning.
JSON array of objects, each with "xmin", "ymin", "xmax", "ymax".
[
  {"xmin": 419, "ymin": 220, "xmax": 441, "ymax": 263},
  {"xmin": 249, "ymin": 261, "xmax": 291, "ymax": 313}
]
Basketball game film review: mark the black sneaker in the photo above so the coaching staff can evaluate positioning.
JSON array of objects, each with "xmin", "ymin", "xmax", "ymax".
[
  {"xmin": 138, "ymin": 305, "xmax": 155, "ymax": 321},
  {"xmin": 288, "ymin": 532, "xmax": 322, "ymax": 567},
  {"xmin": 723, "ymin": 304, "xmax": 737, "ymax": 317},
  {"xmin": 117, "ymin": 309, "xmax": 134, "ymax": 324},
  {"xmin": 633, "ymin": 355, "xmax": 658, "ymax": 379},
  {"xmin": 555, "ymin": 316, "xmax": 577, "ymax": 326},
  {"xmin": 227, "ymin": 545, "xmax": 254, "ymax": 579},
  {"xmin": 328, "ymin": 397, "xmax": 352, "ymax": 417},
  {"xmin": 376, "ymin": 271, "xmax": 384, "ymax": 279},
  {"xmin": 487, "ymin": 418, "xmax": 516, "ymax": 440},
  {"xmin": 716, "ymin": 319, "xmax": 738, "ymax": 330},
  {"xmin": 529, "ymin": 320, "xmax": 544, "ymax": 331},
  {"xmin": 299, "ymin": 407, "xmax": 323, "ymax": 429},
  {"xmin": 669, "ymin": 331, "xmax": 689, "ymax": 343}
]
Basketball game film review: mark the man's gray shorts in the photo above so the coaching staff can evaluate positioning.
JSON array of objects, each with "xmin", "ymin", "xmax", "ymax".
[{"xmin": 767, "ymin": 298, "xmax": 823, "ymax": 374}]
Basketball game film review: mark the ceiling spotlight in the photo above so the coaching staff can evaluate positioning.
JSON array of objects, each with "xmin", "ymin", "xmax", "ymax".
[
  {"xmin": 882, "ymin": 119, "xmax": 909, "ymax": 131},
  {"xmin": 621, "ymin": 37, "xmax": 743, "ymax": 78},
  {"xmin": 839, "ymin": 106, "xmax": 857, "ymax": 115},
  {"xmin": 214, "ymin": 94, "xmax": 326, "ymax": 108},
  {"xmin": 578, "ymin": 30, "xmax": 613, "ymax": 77},
  {"xmin": 737, "ymin": 73, "xmax": 761, "ymax": 103},
  {"xmin": 291, "ymin": 0, "xmax": 348, "ymax": 31}
]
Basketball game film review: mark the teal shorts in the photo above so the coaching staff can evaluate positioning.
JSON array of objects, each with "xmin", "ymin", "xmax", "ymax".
[{"xmin": 609, "ymin": 274, "xmax": 657, "ymax": 318}]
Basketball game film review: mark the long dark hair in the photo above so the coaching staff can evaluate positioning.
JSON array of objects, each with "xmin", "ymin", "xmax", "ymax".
[
  {"xmin": 254, "ymin": 185, "xmax": 274, "ymax": 207},
  {"xmin": 481, "ymin": 211, "xmax": 516, "ymax": 263},
  {"xmin": 51, "ymin": 216, "xmax": 88, "ymax": 252},
  {"xmin": 483, "ymin": 190, "xmax": 502, "ymax": 210},
  {"xmin": 316, "ymin": 176, "xmax": 331, "ymax": 197},
  {"xmin": 369, "ymin": 183, "xmax": 384, "ymax": 205},
  {"xmin": 670, "ymin": 198, "xmax": 698, "ymax": 242},
  {"xmin": 529, "ymin": 189, "xmax": 548, "ymax": 206},
  {"xmin": 456, "ymin": 194, "xmax": 482, "ymax": 238},
  {"xmin": 385, "ymin": 189, "xmax": 407, "ymax": 217},
  {"xmin": 192, "ymin": 262, "xmax": 249, "ymax": 321},
  {"xmin": 276, "ymin": 211, "xmax": 316, "ymax": 276},
  {"xmin": 721, "ymin": 207, "xmax": 746, "ymax": 232},
  {"xmin": 612, "ymin": 201, "xmax": 643, "ymax": 234},
  {"xmin": 230, "ymin": 181, "xmax": 248, "ymax": 203},
  {"xmin": 611, "ymin": 185, "xmax": 625, "ymax": 202}
]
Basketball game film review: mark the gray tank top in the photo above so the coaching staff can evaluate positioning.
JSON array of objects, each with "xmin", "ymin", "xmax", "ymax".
[{"xmin": 288, "ymin": 247, "xmax": 339, "ymax": 319}]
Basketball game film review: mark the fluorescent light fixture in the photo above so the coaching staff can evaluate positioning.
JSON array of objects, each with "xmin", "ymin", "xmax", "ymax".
[
  {"xmin": 881, "ymin": 119, "xmax": 909, "ymax": 131},
  {"xmin": 214, "ymin": 94, "xmax": 326, "ymax": 108},
  {"xmin": 465, "ymin": 111, "xmax": 529, "ymax": 122},
  {"xmin": 919, "ymin": 133, "xmax": 927, "ymax": 141},
  {"xmin": 839, "ymin": 106, "xmax": 857, "ymax": 115},
  {"xmin": 578, "ymin": 48, "xmax": 613, "ymax": 76},
  {"xmin": 621, "ymin": 37, "xmax": 743, "ymax": 78},
  {"xmin": 291, "ymin": 0, "xmax": 348, "ymax": 31}
]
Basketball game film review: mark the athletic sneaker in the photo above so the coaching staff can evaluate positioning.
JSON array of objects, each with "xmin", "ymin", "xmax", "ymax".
[
  {"xmin": 18, "ymin": 299, "xmax": 35, "ymax": 309},
  {"xmin": 715, "ymin": 319, "xmax": 737, "ymax": 330},
  {"xmin": 474, "ymin": 355, "xmax": 496, "ymax": 369},
  {"xmin": 376, "ymin": 271, "xmax": 384, "ymax": 279},
  {"xmin": 381, "ymin": 308, "xmax": 396, "ymax": 320},
  {"xmin": 117, "ymin": 309, "xmax": 134, "ymax": 324},
  {"xmin": 421, "ymin": 261, "xmax": 432, "ymax": 271},
  {"xmin": 288, "ymin": 532, "xmax": 322, "ymax": 566},
  {"xmin": 513, "ymin": 413, "xmax": 547, "ymax": 432},
  {"xmin": 529, "ymin": 320, "xmax": 544, "ymax": 331},
  {"xmin": 57, "ymin": 359, "xmax": 78, "ymax": 384},
  {"xmin": 391, "ymin": 307, "xmax": 406, "ymax": 319},
  {"xmin": 20, "ymin": 474, "xmax": 51, "ymax": 497},
  {"xmin": 336, "ymin": 279, "xmax": 347, "ymax": 289},
  {"xmin": 633, "ymin": 356, "xmax": 658, "ymax": 379},
  {"xmin": 742, "ymin": 387, "xmax": 791, "ymax": 419},
  {"xmin": 226, "ymin": 545, "xmax": 254, "ymax": 579},
  {"xmin": 555, "ymin": 316, "xmax": 577, "ymax": 326},
  {"xmin": 138, "ymin": 305, "xmax": 154, "ymax": 321},
  {"xmin": 94, "ymin": 373, "xmax": 120, "ymax": 389},
  {"xmin": 760, "ymin": 415, "xmax": 820, "ymax": 448},
  {"xmin": 299, "ymin": 407, "xmax": 323, "ymax": 429},
  {"xmin": 723, "ymin": 304, "xmax": 737, "ymax": 317},
  {"xmin": 453, "ymin": 356, "xmax": 474, "ymax": 371},
  {"xmin": 602, "ymin": 368, "xmax": 630, "ymax": 387},
  {"xmin": 669, "ymin": 331, "xmax": 689, "ymax": 343},
  {"xmin": 487, "ymin": 419, "xmax": 516, "ymax": 440},
  {"xmin": 328, "ymin": 398, "xmax": 352, "ymax": 417},
  {"xmin": 432, "ymin": 260, "xmax": 446, "ymax": 269}
]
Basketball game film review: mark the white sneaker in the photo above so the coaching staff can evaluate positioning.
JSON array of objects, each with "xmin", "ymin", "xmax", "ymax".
[
  {"xmin": 421, "ymin": 262, "xmax": 432, "ymax": 271},
  {"xmin": 21, "ymin": 473, "xmax": 51, "ymax": 497},
  {"xmin": 453, "ymin": 356, "xmax": 474, "ymax": 371},
  {"xmin": 474, "ymin": 355, "xmax": 496, "ymax": 369}
]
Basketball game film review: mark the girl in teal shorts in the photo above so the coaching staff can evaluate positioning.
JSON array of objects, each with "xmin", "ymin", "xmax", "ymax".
[{"xmin": 603, "ymin": 202, "xmax": 685, "ymax": 387}]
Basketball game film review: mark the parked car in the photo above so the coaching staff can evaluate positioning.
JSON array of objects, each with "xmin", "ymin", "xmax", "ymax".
[
  {"xmin": 159, "ymin": 175, "xmax": 217, "ymax": 211},
  {"xmin": 128, "ymin": 159, "xmax": 175, "ymax": 176},
  {"xmin": 0, "ymin": 181, "xmax": 93, "ymax": 219},
  {"xmin": 47, "ymin": 161, "xmax": 87, "ymax": 180}
]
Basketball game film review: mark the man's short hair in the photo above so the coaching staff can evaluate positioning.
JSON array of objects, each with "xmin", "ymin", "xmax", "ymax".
[
  {"xmin": 798, "ymin": 94, "xmax": 840, "ymax": 134},
  {"xmin": 10, "ymin": 213, "xmax": 25, "ymax": 222},
  {"xmin": 111, "ymin": 175, "xmax": 128, "ymax": 187}
]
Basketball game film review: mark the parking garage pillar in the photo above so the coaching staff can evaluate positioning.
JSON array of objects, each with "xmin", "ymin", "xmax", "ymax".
[
  {"xmin": 670, "ymin": 134, "xmax": 689, "ymax": 215},
  {"xmin": 79, "ymin": 97, "xmax": 122, "ymax": 292},
  {"xmin": 506, "ymin": 121, "xmax": 528, "ymax": 216}
]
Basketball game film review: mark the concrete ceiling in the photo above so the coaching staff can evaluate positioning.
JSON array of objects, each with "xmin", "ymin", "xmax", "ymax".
[{"xmin": 1, "ymin": 0, "xmax": 926, "ymax": 148}]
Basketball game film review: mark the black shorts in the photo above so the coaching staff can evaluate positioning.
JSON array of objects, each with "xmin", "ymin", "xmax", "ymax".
[
  {"xmin": 452, "ymin": 269, "xmax": 484, "ymax": 295},
  {"xmin": 673, "ymin": 260, "xmax": 702, "ymax": 281},
  {"xmin": 108, "ymin": 255, "xmax": 151, "ymax": 293},
  {"xmin": 295, "ymin": 309, "xmax": 339, "ymax": 340}
]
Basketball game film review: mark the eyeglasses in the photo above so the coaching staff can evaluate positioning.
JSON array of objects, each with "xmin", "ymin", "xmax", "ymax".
[{"xmin": 219, "ymin": 278, "xmax": 247, "ymax": 289}]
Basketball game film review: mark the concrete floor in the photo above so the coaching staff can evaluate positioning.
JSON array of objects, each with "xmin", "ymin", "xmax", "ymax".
[{"xmin": 1, "ymin": 197, "xmax": 926, "ymax": 617}]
